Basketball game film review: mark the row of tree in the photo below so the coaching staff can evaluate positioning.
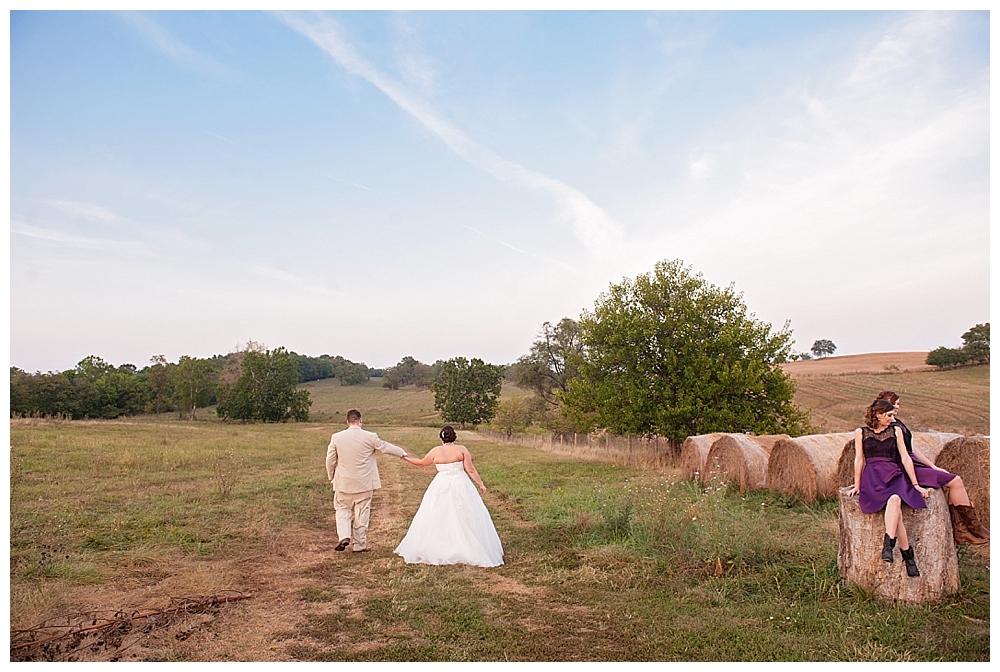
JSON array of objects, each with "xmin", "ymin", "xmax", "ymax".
[
  {"xmin": 926, "ymin": 324, "xmax": 990, "ymax": 368},
  {"xmin": 10, "ymin": 345, "xmax": 370, "ymax": 421}
]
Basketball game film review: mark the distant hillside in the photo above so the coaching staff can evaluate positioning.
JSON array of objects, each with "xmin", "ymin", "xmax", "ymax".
[
  {"xmin": 781, "ymin": 351, "xmax": 933, "ymax": 376},
  {"xmin": 299, "ymin": 356, "xmax": 989, "ymax": 437},
  {"xmin": 789, "ymin": 364, "xmax": 988, "ymax": 436}
]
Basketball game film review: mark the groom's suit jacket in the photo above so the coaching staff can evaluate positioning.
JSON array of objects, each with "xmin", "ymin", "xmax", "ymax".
[{"xmin": 326, "ymin": 425, "xmax": 407, "ymax": 494}]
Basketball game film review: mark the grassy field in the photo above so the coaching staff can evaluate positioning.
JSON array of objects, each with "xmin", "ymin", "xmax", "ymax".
[
  {"xmin": 297, "ymin": 364, "xmax": 989, "ymax": 437},
  {"xmin": 301, "ymin": 378, "xmax": 531, "ymax": 427},
  {"xmin": 789, "ymin": 365, "xmax": 989, "ymax": 436},
  {"xmin": 9, "ymin": 417, "xmax": 990, "ymax": 661}
]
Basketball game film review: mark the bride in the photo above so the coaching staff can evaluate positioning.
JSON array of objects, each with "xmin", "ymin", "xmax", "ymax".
[{"xmin": 394, "ymin": 426, "xmax": 504, "ymax": 567}]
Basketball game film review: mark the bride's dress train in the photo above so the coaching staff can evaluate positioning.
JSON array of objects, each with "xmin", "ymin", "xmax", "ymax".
[{"xmin": 394, "ymin": 462, "xmax": 504, "ymax": 567}]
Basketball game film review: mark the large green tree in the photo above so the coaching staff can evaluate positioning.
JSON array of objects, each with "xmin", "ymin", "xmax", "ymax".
[
  {"xmin": 926, "ymin": 322, "xmax": 990, "ymax": 369},
  {"xmin": 172, "ymin": 356, "xmax": 219, "ymax": 420},
  {"xmin": 490, "ymin": 396, "xmax": 534, "ymax": 438},
  {"xmin": 216, "ymin": 346, "xmax": 311, "ymax": 422},
  {"xmin": 145, "ymin": 354, "xmax": 176, "ymax": 414},
  {"xmin": 512, "ymin": 318, "xmax": 581, "ymax": 409},
  {"xmin": 563, "ymin": 259, "xmax": 809, "ymax": 441},
  {"xmin": 962, "ymin": 323, "xmax": 989, "ymax": 364},
  {"xmin": 326, "ymin": 355, "xmax": 370, "ymax": 385},
  {"xmin": 810, "ymin": 339, "xmax": 837, "ymax": 358},
  {"xmin": 431, "ymin": 357, "xmax": 505, "ymax": 428}
]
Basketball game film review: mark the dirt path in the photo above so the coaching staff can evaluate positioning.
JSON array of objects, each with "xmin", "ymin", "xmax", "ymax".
[
  {"xmin": 19, "ymin": 446, "xmax": 548, "ymax": 661},
  {"xmin": 172, "ymin": 453, "xmax": 422, "ymax": 660}
]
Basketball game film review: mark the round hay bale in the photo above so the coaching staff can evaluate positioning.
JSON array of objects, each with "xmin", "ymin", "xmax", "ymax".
[
  {"xmin": 703, "ymin": 434, "xmax": 771, "ymax": 492},
  {"xmin": 679, "ymin": 433, "xmax": 727, "ymax": 481},
  {"xmin": 748, "ymin": 434, "xmax": 788, "ymax": 457},
  {"xmin": 835, "ymin": 432, "xmax": 963, "ymax": 488},
  {"xmin": 767, "ymin": 433, "xmax": 853, "ymax": 502},
  {"xmin": 935, "ymin": 436, "xmax": 990, "ymax": 528}
]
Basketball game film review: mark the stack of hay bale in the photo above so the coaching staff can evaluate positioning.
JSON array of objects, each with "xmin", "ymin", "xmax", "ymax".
[{"xmin": 680, "ymin": 431, "xmax": 990, "ymax": 504}]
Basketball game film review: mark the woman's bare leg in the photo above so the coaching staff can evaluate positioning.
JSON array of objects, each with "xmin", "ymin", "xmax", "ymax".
[
  {"xmin": 895, "ymin": 515, "xmax": 910, "ymax": 551},
  {"xmin": 883, "ymin": 495, "xmax": 911, "ymax": 549},
  {"xmin": 945, "ymin": 475, "xmax": 972, "ymax": 506}
]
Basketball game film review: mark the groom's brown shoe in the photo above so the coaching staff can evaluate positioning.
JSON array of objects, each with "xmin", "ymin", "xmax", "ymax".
[{"xmin": 335, "ymin": 538, "xmax": 351, "ymax": 551}]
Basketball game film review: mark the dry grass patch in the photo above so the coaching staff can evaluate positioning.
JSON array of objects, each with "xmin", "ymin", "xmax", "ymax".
[{"xmin": 789, "ymin": 365, "xmax": 988, "ymax": 435}]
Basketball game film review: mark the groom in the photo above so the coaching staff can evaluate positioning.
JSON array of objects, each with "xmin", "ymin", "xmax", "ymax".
[{"xmin": 326, "ymin": 409, "xmax": 408, "ymax": 553}]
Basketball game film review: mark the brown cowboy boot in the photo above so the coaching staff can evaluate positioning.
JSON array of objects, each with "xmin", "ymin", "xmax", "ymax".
[
  {"xmin": 957, "ymin": 505, "xmax": 990, "ymax": 544},
  {"xmin": 950, "ymin": 505, "xmax": 982, "ymax": 545}
]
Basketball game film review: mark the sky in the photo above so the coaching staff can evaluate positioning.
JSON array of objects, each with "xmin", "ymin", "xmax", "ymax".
[{"xmin": 7, "ymin": 9, "xmax": 991, "ymax": 373}]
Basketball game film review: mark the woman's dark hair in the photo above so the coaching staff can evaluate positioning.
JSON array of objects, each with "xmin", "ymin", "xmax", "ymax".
[
  {"xmin": 865, "ymin": 399, "xmax": 896, "ymax": 429},
  {"xmin": 876, "ymin": 390, "xmax": 900, "ymax": 404},
  {"xmin": 440, "ymin": 425, "xmax": 457, "ymax": 443}
]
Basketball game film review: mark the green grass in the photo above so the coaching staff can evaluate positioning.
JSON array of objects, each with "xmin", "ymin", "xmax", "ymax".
[
  {"xmin": 300, "ymin": 377, "xmax": 531, "ymax": 427},
  {"xmin": 301, "ymin": 378, "xmax": 441, "ymax": 426},
  {"xmin": 9, "ymin": 418, "xmax": 333, "ymax": 587},
  {"xmin": 10, "ymin": 420, "xmax": 990, "ymax": 661}
]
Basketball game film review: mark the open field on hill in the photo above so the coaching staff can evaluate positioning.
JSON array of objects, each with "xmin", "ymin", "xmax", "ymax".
[
  {"xmin": 10, "ymin": 418, "xmax": 989, "ymax": 661},
  {"xmin": 299, "ymin": 378, "xmax": 439, "ymax": 426},
  {"xmin": 301, "ymin": 378, "xmax": 530, "ymax": 427},
  {"xmin": 301, "ymin": 362, "xmax": 988, "ymax": 438},
  {"xmin": 789, "ymin": 365, "xmax": 988, "ymax": 436},
  {"xmin": 781, "ymin": 352, "xmax": 935, "ymax": 376}
]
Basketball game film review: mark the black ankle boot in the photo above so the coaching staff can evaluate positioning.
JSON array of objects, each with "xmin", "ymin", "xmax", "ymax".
[
  {"xmin": 900, "ymin": 547, "xmax": 919, "ymax": 577},
  {"xmin": 881, "ymin": 533, "xmax": 896, "ymax": 562}
]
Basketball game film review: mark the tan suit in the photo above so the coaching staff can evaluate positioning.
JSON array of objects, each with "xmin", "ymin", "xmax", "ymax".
[{"xmin": 326, "ymin": 424, "xmax": 406, "ymax": 551}]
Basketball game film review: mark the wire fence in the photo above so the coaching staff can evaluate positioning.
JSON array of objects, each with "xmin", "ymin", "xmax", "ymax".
[{"xmin": 477, "ymin": 428, "xmax": 680, "ymax": 471}]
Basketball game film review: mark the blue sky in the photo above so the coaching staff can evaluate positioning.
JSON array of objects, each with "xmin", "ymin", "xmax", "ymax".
[{"xmin": 8, "ymin": 9, "xmax": 990, "ymax": 372}]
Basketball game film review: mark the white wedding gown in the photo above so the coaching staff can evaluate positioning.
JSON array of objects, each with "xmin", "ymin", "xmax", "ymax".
[{"xmin": 395, "ymin": 461, "xmax": 504, "ymax": 567}]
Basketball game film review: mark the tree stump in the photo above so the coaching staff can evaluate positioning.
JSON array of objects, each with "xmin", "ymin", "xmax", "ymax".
[{"xmin": 838, "ymin": 486, "xmax": 959, "ymax": 602}]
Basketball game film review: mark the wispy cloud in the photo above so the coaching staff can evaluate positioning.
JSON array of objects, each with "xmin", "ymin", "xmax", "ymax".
[
  {"xmin": 200, "ymin": 128, "xmax": 250, "ymax": 149},
  {"xmin": 845, "ymin": 11, "xmax": 954, "ymax": 90},
  {"xmin": 462, "ymin": 225, "xmax": 577, "ymax": 273},
  {"xmin": 279, "ymin": 12, "xmax": 624, "ymax": 263},
  {"xmin": 245, "ymin": 263, "xmax": 332, "ymax": 295},
  {"xmin": 11, "ymin": 220, "xmax": 144, "ymax": 254},
  {"xmin": 12, "ymin": 218, "xmax": 333, "ymax": 296},
  {"xmin": 45, "ymin": 199, "xmax": 119, "ymax": 222},
  {"xmin": 119, "ymin": 11, "xmax": 242, "ymax": 81},
  {"xmin": 391, "ymin": 13, "xmax": 438, "ymax": 97},
  {"xmin": 321, "ymin": 173, "xmax": 402, "ymax": 202}
]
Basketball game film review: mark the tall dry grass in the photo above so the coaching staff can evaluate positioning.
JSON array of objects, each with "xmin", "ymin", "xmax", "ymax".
[{"xmin": 477, "ymin": 428, "xmax": 679, "ymax": 470}]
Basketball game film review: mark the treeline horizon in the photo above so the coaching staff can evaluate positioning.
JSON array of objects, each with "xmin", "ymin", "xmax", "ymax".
[{"xmin": 9, "ymin": 346, "xmax": 376, "ymax": 420}]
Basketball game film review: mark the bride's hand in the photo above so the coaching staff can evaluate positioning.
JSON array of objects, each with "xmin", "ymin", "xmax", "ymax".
[{"xmin": 479, "ymin": 483, "xmax": 487, "ymax": 494}]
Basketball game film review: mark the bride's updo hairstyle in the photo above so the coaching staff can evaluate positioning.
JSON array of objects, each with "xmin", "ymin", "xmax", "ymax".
[
  {"xmin": 440, "ymin": 425, "xmax": 457, "ymax": 443},
  {"xmin": 865, "ymin": 399, "xmax": 896, "ymax": 429}
]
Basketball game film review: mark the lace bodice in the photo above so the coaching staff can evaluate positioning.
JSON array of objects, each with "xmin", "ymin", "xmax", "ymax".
[{"xmin": 862, "ymin": 425, "xmax": 901, "ymax": 460}]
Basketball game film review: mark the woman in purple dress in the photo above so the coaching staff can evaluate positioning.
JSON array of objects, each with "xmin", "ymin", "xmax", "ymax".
[
  {"xmin": 874, "ymin": 391, "xmax": 989, "ymax": 544},
  {"xmin": 844, "ymin": 399, "xmax": 928, "ymax": 577}
]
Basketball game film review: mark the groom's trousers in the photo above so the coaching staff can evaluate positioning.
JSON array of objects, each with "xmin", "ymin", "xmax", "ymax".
[{"xmin": 334, "ymin": 489, "xmax": 373, "ymax": 551}]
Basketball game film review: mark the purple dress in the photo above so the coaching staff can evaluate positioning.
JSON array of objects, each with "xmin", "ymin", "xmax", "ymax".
[
  {"xmin": 858, "ymin": 425, "xmax": 926, "ymax": 514},
  {"xmin": 892, "ymin": 419, "xmax": 956, "ymax": 489}
]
